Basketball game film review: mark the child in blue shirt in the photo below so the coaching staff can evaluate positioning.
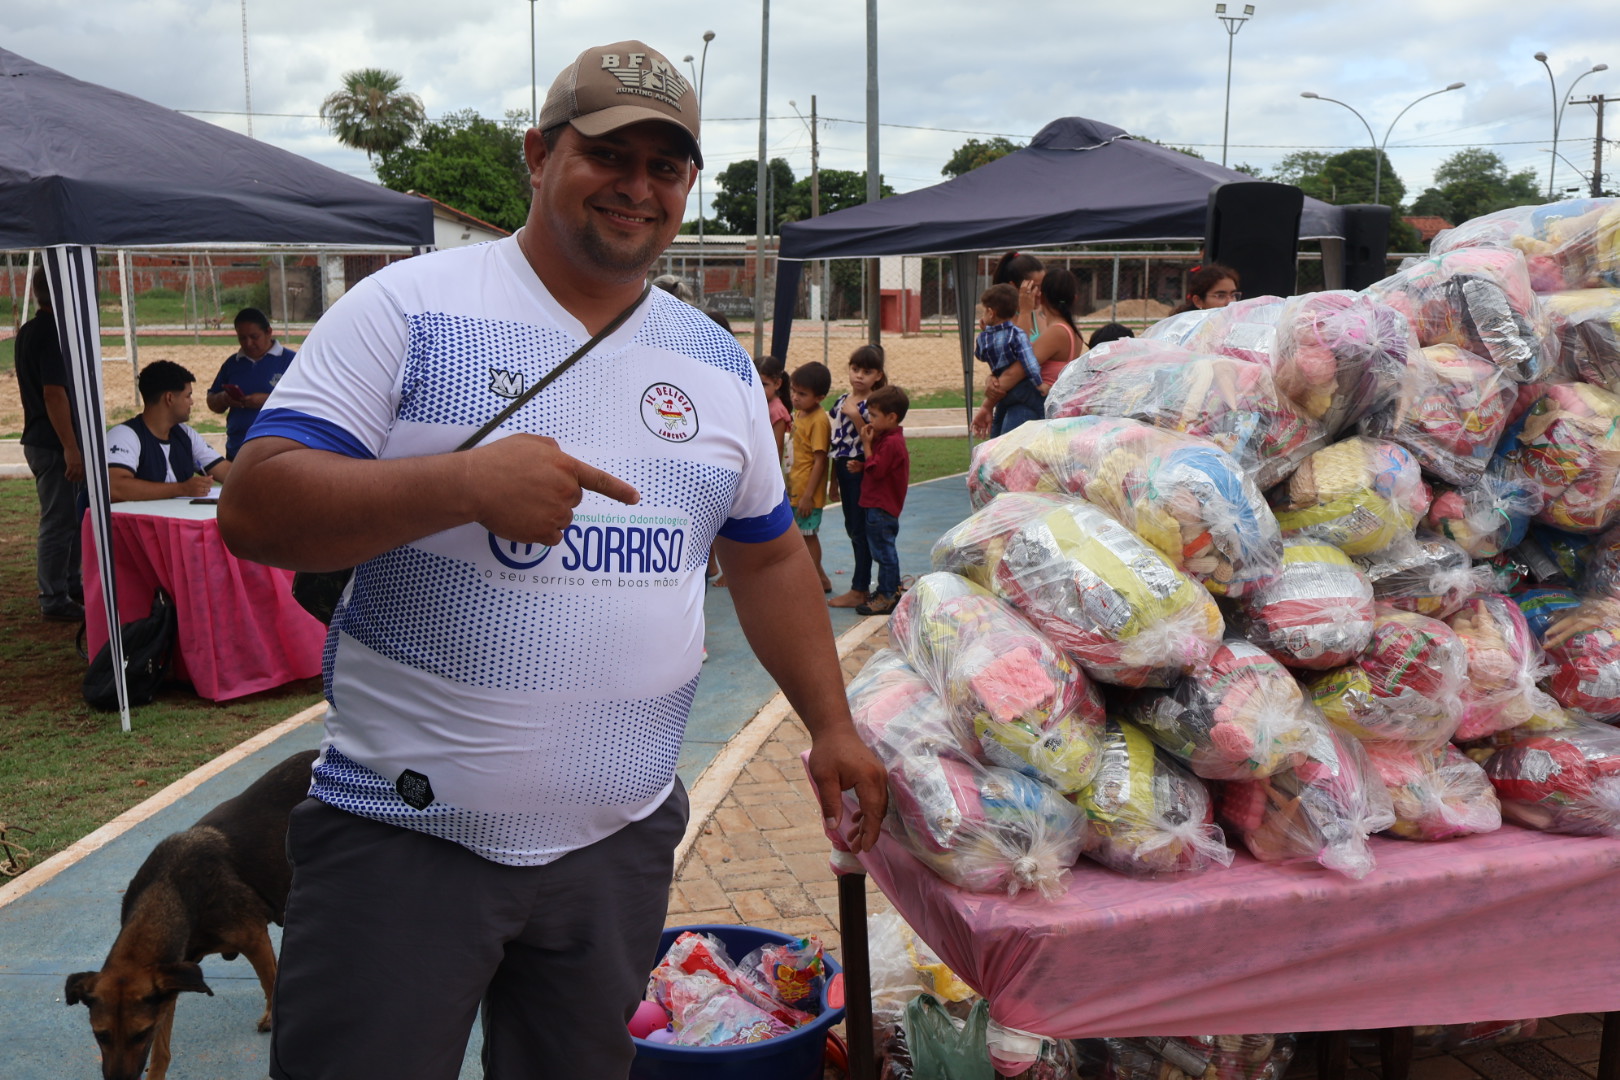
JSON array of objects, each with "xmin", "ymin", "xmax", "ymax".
[{"xmin": 970, "ymin": 283, "xmax": 1043, "ymax": 438}]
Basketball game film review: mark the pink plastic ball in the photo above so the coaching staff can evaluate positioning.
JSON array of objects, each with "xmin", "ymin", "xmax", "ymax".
[{"xmin": 629, "ymin": 1000, "xmax": 670, "ymax": 1040}]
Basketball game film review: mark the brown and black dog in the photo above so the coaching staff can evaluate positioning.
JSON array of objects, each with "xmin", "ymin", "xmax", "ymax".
[{"xmin": 65, "ymin": 749, "xmax": 317, "ymax": 1080}]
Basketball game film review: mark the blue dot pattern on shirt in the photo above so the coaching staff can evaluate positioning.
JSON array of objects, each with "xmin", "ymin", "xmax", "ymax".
[
  {"xmin": 310, "ymin": 668, "xmax": 691, "ymax": 864},
  {"xmin": 332, "ymin": 456, "xmax": 737, "ymax": 693},
  {"xmin": 395, "ymin": 300, "xmax": 754, "ymax": 434}
]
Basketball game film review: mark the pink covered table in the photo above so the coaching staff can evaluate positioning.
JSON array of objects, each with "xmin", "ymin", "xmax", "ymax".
[
  {"xmin": 813, "ymin": 758, "xmax": 1620, "ymax": 1079},
  {"xmin": 82, "ymin": 498, "xmax": 327, "ymax": 701}
]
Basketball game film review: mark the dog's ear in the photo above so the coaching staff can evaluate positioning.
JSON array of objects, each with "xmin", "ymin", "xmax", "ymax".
[
  {"xmin": 155, "ymin": 962, "xmax": 214, "ymax": 997},
  {"xmin": 64, "ymin": 971, "xmax": 99, "ymax": 1006}
]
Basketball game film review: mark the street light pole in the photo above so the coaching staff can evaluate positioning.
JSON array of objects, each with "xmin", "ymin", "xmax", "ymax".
[
  {"xmin": 1214, "ymin": 4, "xmax": 1254, "ymax": 168},
  {"xmin": 1536, "ymin": 53, "xmax": 1610, "ymax": 199},
  {"xmin": 684, "ymin": 31, "xmax": 714, "ymax": 301},
  {"xmin": 528, "ymin": 0, "xmax": 537, "ymax": 125},
  {"xmin": 792, "ymin": 96, "xmax": 826, "ymax": 362},
  {"xmin": 1301, "ymin": 82, "xmax": 1465, "ymax": 205},
  {"xmin": 754, "ymin": 0, "xmax": 769, "ymax": 357},
  {"xmin": 865, "ymin": 0, "xmax": 880, "ymax": 346}
]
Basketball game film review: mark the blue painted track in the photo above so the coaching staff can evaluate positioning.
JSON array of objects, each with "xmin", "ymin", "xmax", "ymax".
[{"xmin": 0, "ymin": 475, "xmax": 970, "ymax": 1080}]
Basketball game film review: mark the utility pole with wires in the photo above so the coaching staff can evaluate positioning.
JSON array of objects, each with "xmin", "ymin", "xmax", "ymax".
[
  {"xmin": 1570, "ymin": 94, "xmax": 1619, "ymax": 196},
  {"xmin": 240, "ymin": 0, "xmax": 253, "ymax": 137}
]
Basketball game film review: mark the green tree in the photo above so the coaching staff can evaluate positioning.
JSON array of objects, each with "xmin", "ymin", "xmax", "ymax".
[
  {"xmin": 1270, "ymin": 150, "xmax": 1331, "ymax": 186},
  {"xmin": 376, "ymin": 109, "xmax": 530, "ymax": 232},
  {"xmin": 1411, "ymin": 148, "xmax": 1543, "ymax": 225},
  {"xmin": 319, "ymin": 68, "xmax": 425, "ymax": 162},
  {"xmin": 941, "ymin": 137, "xmax": 1024, "ymax": 178},
  {"xmin": 711, "ymin": 160, "xmax": 895, "ymax": 235},
  {"xmin": 712, "ymin": 158, "xmax": 797, "ymax": 235},
  {"xmin": 1139, "ymin": 138, "xmax": 1206, "ymax": 160}
]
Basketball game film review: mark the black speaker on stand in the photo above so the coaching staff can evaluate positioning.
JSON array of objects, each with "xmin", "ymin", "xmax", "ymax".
[
  {"xmin": 1340, "ymin": 204, "xmax": 1393, "ymax": 290},
  {"xmin": 1203, "ymin": 182, "xmax": 1305, "ymax": 299}
]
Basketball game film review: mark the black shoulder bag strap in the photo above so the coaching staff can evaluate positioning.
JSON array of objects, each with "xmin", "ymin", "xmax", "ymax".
[{"xmin": 291, "ymin": 283, "xmax": 654, "ymax": 624}]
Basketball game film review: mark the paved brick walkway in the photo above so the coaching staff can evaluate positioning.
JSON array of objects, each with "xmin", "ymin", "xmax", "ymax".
[{"xmin": 666, "ymin": 624, "xmax": 1608, "ymax": 1080}]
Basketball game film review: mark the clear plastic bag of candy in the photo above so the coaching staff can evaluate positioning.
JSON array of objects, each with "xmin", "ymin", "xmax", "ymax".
[
  {"xmin": 1073, "ymin": 718, "xmax": 1233, "ymax": 876},
  {"xmin": 1273, "ymin": 290, "xmax": 1415, "ymax": 437},
  {"xmin": 1360, "ymin": 343, "xmax": 1516, "ymax": 486},
  {"xmin": 932, "ymin": 492, "xmax": 1225, "ymax": 688},
  {"xmin": 1581, "ymin": 521, "xmax": 1620, "ymax": 599},
  {"xmin": 1423, "ymin": 471, "xmax": 1540, "ymax": 558},
  {"xmin": 1362, "ymin": 740, "xmax": 1503, "ymax": 841},
  {"xmin": 1430, "ymin": 198, "xmax": 1620, "ymax": 292},
  {"xmin": 1218, "ymin": 714, "xmax": 1396, "ymax": 879},
  {"xmin": 867, "ymin": 911, "xmax": 979, "ymax": 1031},
  {"xmin": 967, "ymin": 416, "xmax": 1282, "ymax": 597},
  {"xmin": 1308, "ymin": 605, "xmax": 1468, "ymax": 746},
  {"xmin": 846, "ymin": 650, "xmax": 1091, "ymax": 898},
  {"xmin": 1445, "ymin": 594, "xmax": 1566, "ymax": 741},
  {"xmin": 1230, "ymin": 538, "xmax": 1376, "ymax": 669},
  {"xmin": 1366, "ymin": 246, "xmax": 1554, "ymax": 381},
  {"xmin": 1125, "ymin": 638, "xmax": 1316, "ymax": 780},
  {"xmin": 736, "ymin": 936, "xmax": 826, "ymax": 1018},
  {"xmin": 1543, "ymin": 288, "xmax": 1620, "ymax": 391},
  {"xmin": 1043, "ymin": 339, "xmax": 1327, "ymax": 490},
  {"xmin": 654, "ymin": 969, "xmax": 795, "ymax": 1046},
  {"xmin": 1477, "ymin": 716, "xmax": 1620, "ymax": 836},
  {"xmin": 1494, "ymin": 382, "xmax": 1620, "ymax": 532},
  {"xmin": 1180, "ymin": 294, "xmax": 1288, "ymax": 366},
  {"xmin": 890, "ymin": 573, "xmax": 1105, "ymax": 793},
  {"xmin": 649, "ymin": 931, "xmax": 815, "ymax": 1032},
  {"xmin": 1356, "ymin": 532, "xmax": 1491, "ymax": 618},
  {"xmin": 1515, "ymin": 524, "xmax": 1598, "ymax": 586},
  {"xmin": 1139, "ymin": 307, "xmax": 1221, "ymax": 347},
  {"xmin": 1532, "ymin": 594, "xmax": 1620, "ymax": 720},
  {"xmin": 1269, "ymin": 436, "xmax": 1431, "ymax": 556}
]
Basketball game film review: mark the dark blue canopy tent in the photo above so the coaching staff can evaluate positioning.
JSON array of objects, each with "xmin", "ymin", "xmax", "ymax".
[
  {"xmin": 0, "ymin": 46, "xmax": 434, "ymax": 728},
  {"xmin": 771, "ymin": 117, "xmax": 1343, "ymax": 409}
]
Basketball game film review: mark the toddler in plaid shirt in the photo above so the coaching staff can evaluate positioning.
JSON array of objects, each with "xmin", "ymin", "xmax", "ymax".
[{"xmin": 971, "ymin": 283, "xmax": 1044, "ymax": 438}]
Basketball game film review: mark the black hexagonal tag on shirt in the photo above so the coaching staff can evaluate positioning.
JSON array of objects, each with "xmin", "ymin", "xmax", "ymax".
[{"xmin": 395, "ymin": 769, "xmax": 435, "ymax": 810}]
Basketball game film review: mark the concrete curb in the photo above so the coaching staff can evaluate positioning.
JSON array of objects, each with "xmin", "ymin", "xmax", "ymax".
[
  {"xmin": 0, "ymin": 702, "xmax": 326, "ymax": 910},
  {"xmin": 672, "ymin": 615, "xmax": 890, "ymax": 875}
]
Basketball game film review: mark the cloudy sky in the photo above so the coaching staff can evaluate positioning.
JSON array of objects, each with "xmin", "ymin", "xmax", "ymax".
[{"xmin": 11, "ymin": 0, "xmax": 1620, "ymax": 218}]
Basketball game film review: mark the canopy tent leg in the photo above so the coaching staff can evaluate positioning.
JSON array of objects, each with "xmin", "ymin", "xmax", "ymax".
[
  {"xmin": 47, "ymin": 244, "xmax": 130, "ymax": 731},
  {"xmin": 116, "ymin": 250, "xmax": 138, "ymax": 400},
  {"xmin": 22, "ymin": 249, "xmax": 36, "ymax": 321},
  {"xmin": 769, "ymin": 260, "xmax": 804, "ymax": 363},
  {"xmin": 953, "ymin": 252, "xmax": 981, "ymax": 447}
]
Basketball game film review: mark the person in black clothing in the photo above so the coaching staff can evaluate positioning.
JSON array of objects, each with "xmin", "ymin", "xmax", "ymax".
[{"xmin": 15, "ymin": 269, "xmax": 85, "ymax": 622}]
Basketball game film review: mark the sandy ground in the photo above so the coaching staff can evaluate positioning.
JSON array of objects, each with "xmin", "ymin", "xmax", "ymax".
[{"xmin": 2, "ymin": 310, "xmax": 1164, "ymax": 433}]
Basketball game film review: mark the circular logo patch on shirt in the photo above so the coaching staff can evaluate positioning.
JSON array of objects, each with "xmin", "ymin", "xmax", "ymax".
[
  {"xmin": 488, "ymin": 533, "xmax": 552, "ymax": 569},
  {"xmin": 640, "ymin": 383, "xmax": 699, "ymax": 443}
]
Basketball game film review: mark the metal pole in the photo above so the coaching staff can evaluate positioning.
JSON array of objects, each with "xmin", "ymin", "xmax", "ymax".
[
  {"xmin": 1538, "ymin": 55, "xmax": 1560, "ymax": 198},
  {"xmin": 1222, "ymin": 28, "xmax": 1234, "ymax": 167},
  {"xmin": 529, "ymin": 0, "xmax": 537, "ymax": 125},
  {"xmin": 865, "ymin": 0, "xmax": 880, "ymax": 346},
  {"xmin": 753, "ymin": 0, "xmax": 769, "ymax": 356},
  {"xmin": 116, "ymin": 250, "xmax": 138, "ymax": 392},
  {"xmin": 240, "ymin": 0, "xmax": 253, "ymax": 138},
  {"xmin": 1110, "ymin": 255, "xmax": 1120, "ymax": 321},
  {"xmin": 1597, "ymin": 95, "xmax": 1608, "ymax": 197}
]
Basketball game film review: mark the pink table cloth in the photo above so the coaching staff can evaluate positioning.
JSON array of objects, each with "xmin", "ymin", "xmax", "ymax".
[
  {"xmin": 824, "ymin": 777, "xmax": 1620, "ymax": 1040},
  {"xmin": 82, "ymin": 500, "xmax": 327, "ymax": 701}
]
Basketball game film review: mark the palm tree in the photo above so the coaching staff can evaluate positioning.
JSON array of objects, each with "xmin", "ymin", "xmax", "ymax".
[{"xmin": 319, "ymin": 68, "xmax": 425, "ymax": 161}]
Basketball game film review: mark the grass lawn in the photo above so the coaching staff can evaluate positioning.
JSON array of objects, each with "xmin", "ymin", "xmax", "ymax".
[
  {"xmin": 909, "ymin": 436, "xmax": 971, "ymax": 482},
  {"xmin": 0, "ymin": 479, "xmax": 321, "ymax": 882}
]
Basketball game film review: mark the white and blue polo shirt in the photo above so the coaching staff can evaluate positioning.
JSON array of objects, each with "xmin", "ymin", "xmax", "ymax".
[{"xmin": 250, "ymin": 235, "xmax": 791, "ymax": 866}]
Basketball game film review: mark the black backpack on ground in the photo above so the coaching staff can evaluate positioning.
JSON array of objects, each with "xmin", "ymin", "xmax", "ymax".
[{"xmin": 83, "ymin": 588, "xmax": 177, "ymax": 711}]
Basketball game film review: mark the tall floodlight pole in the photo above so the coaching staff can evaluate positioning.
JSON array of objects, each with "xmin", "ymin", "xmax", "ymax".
[
  {"xmin": 528, "ymin": 0, "xmax": 538, "ymax": 124},
  {"xmin": 754, "ymin": 2, "xmax": 769, "ymax": 356},
  {"xmin": 240, "ymin": 0, "xmax": 254, "ymax": 137},
  {"xmin": 1302, "ymin": 82, "xmax": 1465, "ymax": 204},
  {"xmin": 865, "ymin": 0, "xmax": 880, "ymax": 345},
  {"xmin": 792, "ymin": 97, "xmax": 826, "ymax": 361},
  {"xmin": 1214, "ymin": 4, "xmax": 1254, "ymax": 168},
  {"xmin": 1535, "ymin": 53, "xmax": 1610, "ymax": 199},
  {"xmin": 685, "ymin": 31, "xmax": 715, "ymax": 301}
]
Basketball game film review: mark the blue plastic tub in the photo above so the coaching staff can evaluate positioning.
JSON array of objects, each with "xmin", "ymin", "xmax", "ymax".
[{"xmin": 629, "ymin": 924, "xmax": 845, "ymax": 1080}]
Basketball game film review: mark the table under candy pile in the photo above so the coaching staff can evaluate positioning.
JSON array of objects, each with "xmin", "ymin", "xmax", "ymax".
[{"xmin": 830, "ymin": 198, "xmax": 1620, "ymax": 1079}]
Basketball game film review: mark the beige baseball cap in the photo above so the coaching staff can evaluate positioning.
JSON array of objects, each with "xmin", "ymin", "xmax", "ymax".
[{"xmin": 539, "ymin": 40, "xmax": 702, "ymax": 168}]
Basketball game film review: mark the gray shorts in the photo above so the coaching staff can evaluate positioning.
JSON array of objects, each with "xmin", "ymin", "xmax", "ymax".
[{"xmin": 269, "ymin": 782, "xmax": 689, "ymax": 1080}]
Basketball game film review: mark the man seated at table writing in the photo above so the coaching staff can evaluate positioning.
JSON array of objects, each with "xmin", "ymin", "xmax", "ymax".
[{"xmin": 107, "ymin": 360, "xmax": 231, "ymax": 502}]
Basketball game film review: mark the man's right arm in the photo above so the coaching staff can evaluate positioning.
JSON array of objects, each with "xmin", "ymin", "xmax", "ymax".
[
  {"xmin": 218, "ymin": 434, "xmax": 638, "ymax": 571},
  {"xmin": 42, "ymin": 385, "xmax": 83, "ymax": 482},
  {"xmin": 108, "ymin": 468, "xmax": 210, "ymax": 503}
]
